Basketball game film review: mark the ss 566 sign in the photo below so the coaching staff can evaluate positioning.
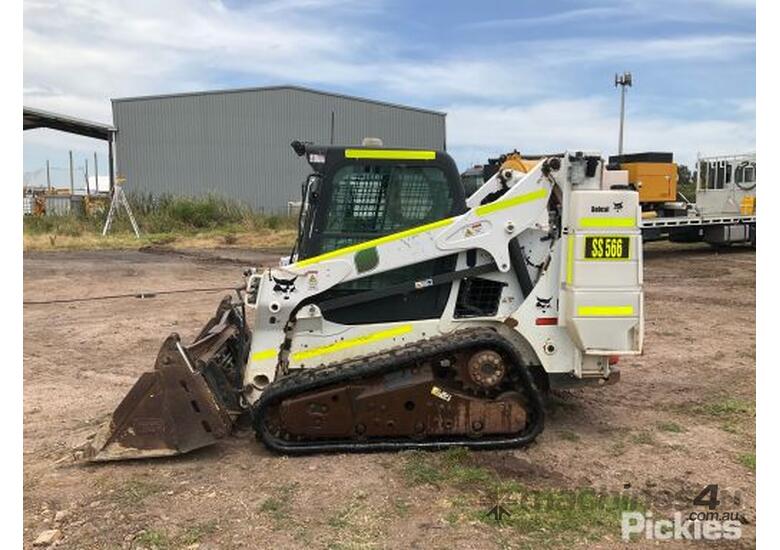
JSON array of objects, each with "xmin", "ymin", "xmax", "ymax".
[{"xmin": 584, "ymin": 236, "xmax": 630, "ymax": 260}]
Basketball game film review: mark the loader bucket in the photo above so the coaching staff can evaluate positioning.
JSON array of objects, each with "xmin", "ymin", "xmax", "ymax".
[{"xmin": 76, "ymin": 297, "xmax": 249, "ymax": 462}]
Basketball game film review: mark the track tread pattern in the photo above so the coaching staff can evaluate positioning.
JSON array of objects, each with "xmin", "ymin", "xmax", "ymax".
[{"xmin": 252, "ymin": 326, "xmax": 545, "ymax": 454}]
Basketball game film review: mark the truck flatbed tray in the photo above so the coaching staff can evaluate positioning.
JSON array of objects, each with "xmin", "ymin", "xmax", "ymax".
[{"xmin": 641, "ymin": 215, "xmax": 755, "ymax": 229}]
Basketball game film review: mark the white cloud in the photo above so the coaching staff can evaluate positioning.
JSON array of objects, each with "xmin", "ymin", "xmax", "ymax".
[
  {"xmin": 446, "ymin": 98, "xmax": 756, "ymax": 169},
  {"xmin": 464, "ymin": 0, "xmax": 755, "ymax": 30},
  {"xmin": 464, "ymin": 7, "xmax": 622, "ymax": 29},
  {"xmin": 23, "ymin": 0, "xmax": 755, "ymax": 178},
  {"xmin": 24, "ymin": 0, "xmax": 754, "ymax": 118},
  {"xmin": 510, "ymin": 34, "xmax": 755, "ymax": 68}
]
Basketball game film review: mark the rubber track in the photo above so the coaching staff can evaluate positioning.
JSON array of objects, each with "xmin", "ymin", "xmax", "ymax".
[{"xmin": 251, "ymin": 326, "xmax": 545, "ymax": 454}]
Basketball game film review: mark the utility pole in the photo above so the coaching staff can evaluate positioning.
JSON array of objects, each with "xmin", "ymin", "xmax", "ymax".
[
  {"xmin": 94, "ymin": 152, "xmax": 99, "ymax": 193},
  {"xmin": 85, "ymin": 159, "xmax": 90, "ymax": 196},
  {"xmin": 69, "ymin": 151, "xmax": 74, "ymax": 194},
  {"xmin": 46, "ymin": 160, "xmax": 51, "ymax": 192},
  {"xmin": 614, "ymin": 71, "xmax": 632, "ymax": 156}
]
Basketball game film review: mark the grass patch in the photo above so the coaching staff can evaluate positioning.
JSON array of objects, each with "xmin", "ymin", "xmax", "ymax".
[
  {"xmin": 609, "ymin": 440, "xmax": 627, "ymax": 457},
  {"xmin": 401, "ymin": 447, "xmax": 644, "ymax": 545},
  {"xmin": 111, "ymin": 479, "xmax": 164, "ymax": 506},
  {"xmin": 258, "ymin": 482, "xmax": 299, "ymax": 524},
  {"xmin": 392, "ymin": 498, "xmax": 410, "ymax": 517},
  {"xmin": 738, "ymin": 453, "xmax": 756, "ymax": 471},
  {"xmin": 327, "ymin": 501, "xmax": 358, "ymax": 530},
  {"xmin": 683, "ymin": 396, "xmax": 755, "ymax": 434},
  {"xmin": 23, "ymin": 194, "xmax": 298, "ymax": 251},
  {"xmin": 630, "ymin": 430, "xmax": 657, "ymax": 446},
  {"xmin": 657, "ymin": 421, "xmax": 686, "ymax": 433},
  {"xmin": 451, "ymin": 480, "xmax": 644, "ymax": 546},
  {"xmin": 135, "ymin": 529, "xmax": 172, "ymax": 550},
  {"xmin": 325, "ymin": 491, "xmax": 386, "ymax": 549},
  {"xmin": 402, "ymin": 447, "xmax": 492, "ymax": 487},
  {"xmin": 559, "ymin": 430, "xmax": 581, "ymax": 442},
  {"xmin": 693, "ymin": 397, "xmax": 755, "ymax": 418},
  {"xmin": 179, "ymin": 520, "xmax": 218, "ymax": 546}
]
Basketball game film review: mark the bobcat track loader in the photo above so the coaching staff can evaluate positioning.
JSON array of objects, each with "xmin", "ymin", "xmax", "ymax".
[{"xmin": 78, "ymin": 142, "xmax": 643, "ymax": 461}]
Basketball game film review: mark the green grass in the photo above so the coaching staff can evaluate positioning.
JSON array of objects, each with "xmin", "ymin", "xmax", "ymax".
[
  {"xmin": 133, "ymin": 522, "xmax": 217, "ymax": 549},
  {"xmin": 325, "ymin": 492, "xmax": 387, "ymax": 549},
  {"xmin": 439, "ymin": 478, "xmax": 644, "ymax": 546},
  {"xmin": 399, "ymin": 448, "xmax": 644, "ymax": 546},
  {"xmin": 111, "ymin": 479, "xmax": 165, "ymax": 505},
  {"xmin": 327, "ymin": 502, "xmax": 358, "ymax": 530},
  {"xmin": 23, "ymin": 193, "xmax": 297, "ymax": 250},
  {"xmin": 630, "ymin": 430, "xmax": 657, "ymax": 446},
  {"xmin": 657, "ymin": 421, "xmax": 686, "ymax": 433},
  {"xmin": 134, "ymin": 529, "xmax": 171, "ymax": 549},
  {"xmin": 478, "ymin": 484, "xmax": 643, "ymax": 544},
  {"xmin": 685, "ymin": 396, "xmax": 755, "ymax": 434},
  {"xmin": 402, "ymin": 447, "xmax": 492, "ymax": 487},
  {"xmin": 738, "ymin": 452, "xmax": 756, "ymax": 471},
  {"xmin": 179, "ymin": 520, "xmax": 218, "ymax": 545},
  {"xmin": 258, "ymin": 482, "xmax": 299, "ymax": 524},
  {"xmin": 559, "ymin": 430, "xmax": 581, "ymax": 442},
  {"xmin": 693, "ymin": 397, "xmax": 755, "ymax": 418},
  {"xmin": 392, "ymin": 498, "xmax": 410, "ymax": 517},
  {"xmin": 609, "ymin": 440, "xmax": 627, "ymax": 457}
]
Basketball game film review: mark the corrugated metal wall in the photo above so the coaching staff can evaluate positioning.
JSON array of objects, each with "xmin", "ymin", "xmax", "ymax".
[{"xmin": 112, "ymin": 87, "xmax": 446, "ymax": 212}]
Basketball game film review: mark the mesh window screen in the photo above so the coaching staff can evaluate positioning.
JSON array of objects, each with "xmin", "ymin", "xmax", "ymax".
[
  {"xmin": 322, "ymin": 164, "xmax": 452, "ymax": 253},
  {"xmin": 454, "ymin": 278, "xmax": 506, "ymax": 318}
]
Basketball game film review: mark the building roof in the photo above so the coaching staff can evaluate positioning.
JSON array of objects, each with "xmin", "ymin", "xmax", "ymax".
[
  {"xmin": 111, "ymin": 84, "xmax": 446, "ymax": 117},
  {"xmin": 23, "ymin": 106, "xmax": 115, "ymax": 140}
]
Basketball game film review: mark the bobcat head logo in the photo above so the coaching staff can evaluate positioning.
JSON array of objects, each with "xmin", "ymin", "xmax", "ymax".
[
  {"xmin": 535, "ymin": 296, "xmax": 553, "ymax": 312},
  {"xmin": 613, "ymin": 201, "xmax": 624, "ymax": 212},
  {"xmin": 272, "ymin": 275, "xmax": 298, "ymax": 296}
]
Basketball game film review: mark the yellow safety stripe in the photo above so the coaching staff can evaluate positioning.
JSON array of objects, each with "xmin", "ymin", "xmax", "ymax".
[
  {"xmin": 292, "ymin": 324, "xmax": 413, "ymax": 361},
  {"xmin": 566, "ymin": 235, "xmax": 575, "ymax": 285},
  {"xmin": 250, "ymin": 348, "xmax": 277, "ymax": 363},
  {"xmin": 579, "ymin": 217, "xmax": 636, "ymax": 228},
  {"xmin": 475, "ymin": 188, "xmax": 548, "ymax": 216},
  {"xmin": 577, "ymin": 305, "xmax": 634, "ymax": 317},
  {"xmin": 295, "ymin": 217, "xmax": 454, "ymax": 268},
  {"xmin": 345, "ymin": 149, "xmax": 436, "ymax": 160}
]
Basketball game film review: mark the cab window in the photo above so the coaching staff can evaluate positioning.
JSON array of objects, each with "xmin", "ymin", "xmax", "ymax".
[{"xmin": 321, "ymin": 164, "xmax": 454, "ymax": 253}]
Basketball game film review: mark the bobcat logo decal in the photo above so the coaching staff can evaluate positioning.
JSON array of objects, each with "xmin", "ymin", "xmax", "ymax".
[
  {"xmin": 535, "ymin": 296, "xmax": 553, "ymax": 312},
  {"xmin": 613, "ymin": 201, "xmax": 624, "ymax": 212},
  {"xmin": 272, "ymin": 275, "xmax": 298, "ymax": 297}
]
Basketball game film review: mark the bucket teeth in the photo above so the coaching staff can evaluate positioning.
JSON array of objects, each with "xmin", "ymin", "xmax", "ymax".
[{"xmin": 75, "ymin": 333, "xmax": 236, "ymax": 462}]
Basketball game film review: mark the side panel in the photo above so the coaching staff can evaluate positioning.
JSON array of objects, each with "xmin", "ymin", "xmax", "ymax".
[{"xmin": 561, "ymin": 190, "xmax": 643, "ymax": 355}]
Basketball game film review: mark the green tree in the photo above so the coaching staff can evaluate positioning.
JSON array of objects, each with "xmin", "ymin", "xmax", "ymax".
[{"xmin": 677, "ymin": 164, "xmax": 696, "ymax": 201}]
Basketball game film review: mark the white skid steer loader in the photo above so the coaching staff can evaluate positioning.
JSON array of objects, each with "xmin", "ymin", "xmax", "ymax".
[{"xmin": 78, "ymin": 143, "xmax": 643, "ymax": 460}]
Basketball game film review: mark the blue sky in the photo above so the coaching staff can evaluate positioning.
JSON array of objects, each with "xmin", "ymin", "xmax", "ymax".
[{"xmin": 24, "ymin": 0, "xmax": 755, "ymax": 189}]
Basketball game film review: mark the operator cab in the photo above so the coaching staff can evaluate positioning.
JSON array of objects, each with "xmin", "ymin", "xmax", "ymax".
[
  {"xmin": 291, "ymin": 140, "xmax": 466, "ymax": 260},
  {"xmin": 289, "ymin": 140, "xmax": 467, "ymax": 324}
]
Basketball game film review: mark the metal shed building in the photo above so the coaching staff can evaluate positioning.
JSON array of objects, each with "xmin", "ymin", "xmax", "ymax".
[{"xmin": 111, "ymin": 86, "xmax": 446, "ymax": 212}]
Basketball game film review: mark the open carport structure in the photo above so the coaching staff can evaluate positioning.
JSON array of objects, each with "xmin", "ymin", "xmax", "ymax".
[{"xmin": 23, "ymin": 106, "xmax": 117, "ymax": 193}]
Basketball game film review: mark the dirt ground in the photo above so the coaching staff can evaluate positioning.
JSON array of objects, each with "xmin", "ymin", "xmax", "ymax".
[{"xmin": 23, "ymin": 242, "xmax": 756, "ymax": 549}]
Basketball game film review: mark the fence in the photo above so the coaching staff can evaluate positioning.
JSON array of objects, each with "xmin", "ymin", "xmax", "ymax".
[{"xmin": 23, "ymin": 152, "xmax": 108, "ymax": 195}]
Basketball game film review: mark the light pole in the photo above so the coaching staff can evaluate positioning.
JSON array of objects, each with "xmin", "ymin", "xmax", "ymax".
[{"xmin": 614, "ymin": 71, "xmax": 632, "ymax": 156}]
